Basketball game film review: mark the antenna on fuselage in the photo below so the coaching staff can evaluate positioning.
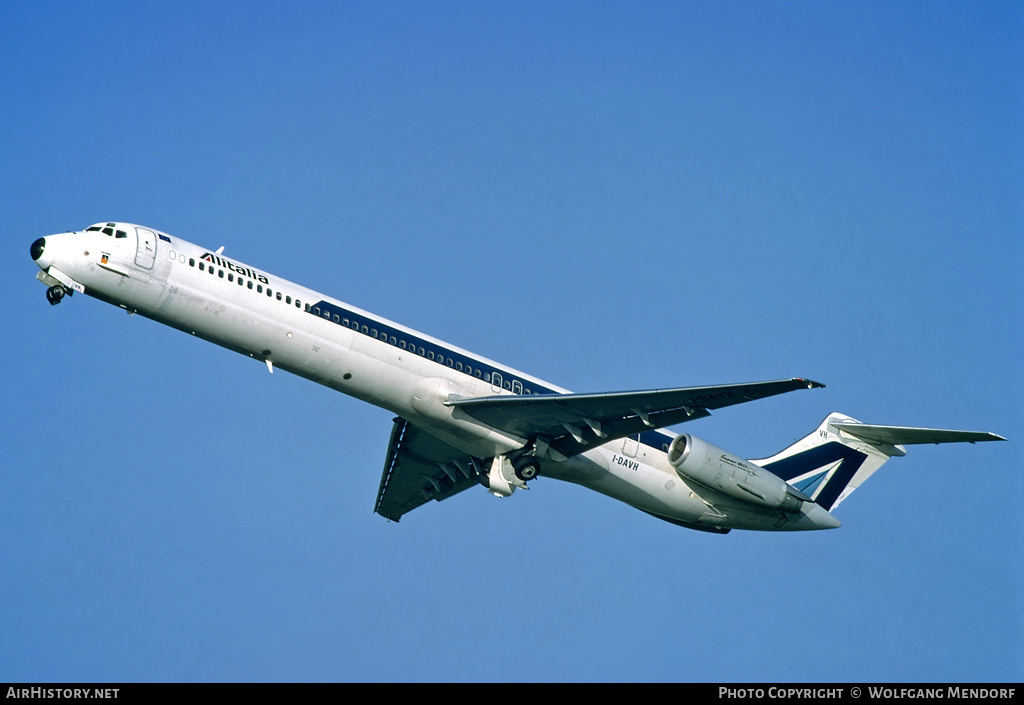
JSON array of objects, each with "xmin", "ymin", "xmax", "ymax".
[{"xmin": 215, "ymin": 246, "xmax": 225, "ymax": 255}]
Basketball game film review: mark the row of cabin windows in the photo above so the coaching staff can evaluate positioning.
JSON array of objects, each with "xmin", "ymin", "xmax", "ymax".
[
  {"xmin": 171, "ymin": 250, "xmax": 304, "ymax": 309},
  {"xmin": 309, "ymin": 302, "xmax": 534, "ymax": 393},
  {"xmin": 170, "ymin": 249, "xmax": 534, "ymax": 394}
]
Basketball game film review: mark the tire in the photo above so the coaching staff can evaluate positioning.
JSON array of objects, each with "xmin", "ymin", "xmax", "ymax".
[{"xmin": 514, "ymin": 457, "xmax": 540, "ymax": 482}]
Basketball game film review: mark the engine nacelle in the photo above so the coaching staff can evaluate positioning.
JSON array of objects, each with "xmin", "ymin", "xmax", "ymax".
[{"xmin": 667, "ymin": 433, "xmax": 811, "ymax": 512}]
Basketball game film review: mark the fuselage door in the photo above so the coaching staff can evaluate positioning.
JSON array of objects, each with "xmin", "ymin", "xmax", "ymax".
[
  {"xmin": 134, "ymin": 227, "xmax": 157, "ymax": 269},
  {"xmin": 622, "ymin": 433, "xmax": 640, "ymax": 458}
]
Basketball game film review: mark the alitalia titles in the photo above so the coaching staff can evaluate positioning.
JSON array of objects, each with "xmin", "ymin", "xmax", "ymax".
[{"xmin": 201, "ymin": 253, "xmax": 269, "ymax": 284}]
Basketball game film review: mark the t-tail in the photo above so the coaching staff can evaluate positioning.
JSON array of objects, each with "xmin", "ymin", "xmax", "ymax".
[{"xmin": 752, "ymin": 412, "xmax": 1006, "ymax": 512}]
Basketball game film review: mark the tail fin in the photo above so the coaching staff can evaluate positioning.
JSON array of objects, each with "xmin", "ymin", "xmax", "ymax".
[{"xmin": 751, "ymin": 413, "xmax": 1005, "ymax": 512}]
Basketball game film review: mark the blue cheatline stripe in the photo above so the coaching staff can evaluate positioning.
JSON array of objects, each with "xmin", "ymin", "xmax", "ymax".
[
  {"xmin": 307, "ymin": 299, "xmax": 554, "ymax": 395},
  {"xmin": 307, "ymin": 300, "xmax": 679, "ymax": 455},
  {"xmin": 760, "ymin": 442, "xmax": 868, "ymax": 511}
]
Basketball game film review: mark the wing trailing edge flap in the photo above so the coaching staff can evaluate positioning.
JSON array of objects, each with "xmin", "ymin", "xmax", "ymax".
[
  {"xmin": 374, "ymin": 417, "xmax": 485, "ymax": 522},
  {"xmin": 445, "ymin": 378, "xmax": 824, "ymax": 459}
]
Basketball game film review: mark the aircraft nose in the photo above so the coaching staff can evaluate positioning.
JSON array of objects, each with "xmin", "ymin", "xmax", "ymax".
[{"xmin": 31, "ymin": 237, "xmax": 46, "ymax": 262}]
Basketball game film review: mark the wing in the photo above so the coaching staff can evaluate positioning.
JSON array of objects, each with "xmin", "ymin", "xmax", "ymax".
[
  {"xmin": 374, "ymin": 417, "xmax": 485, "ymax": 522},
  {"xmin": 446, "ymin": 378, "xmax": 824, "ymax": 460}
]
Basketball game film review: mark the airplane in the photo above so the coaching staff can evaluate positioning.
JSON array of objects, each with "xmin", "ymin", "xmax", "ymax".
[{"xmin": 29, "ymin": 223, "xmax": 1005, "ymax": 533}]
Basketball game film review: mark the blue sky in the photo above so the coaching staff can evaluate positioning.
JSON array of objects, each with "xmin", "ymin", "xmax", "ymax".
[{"xmin": 2, "ymin": 1, "xmax": 1021, "ymax": 683}]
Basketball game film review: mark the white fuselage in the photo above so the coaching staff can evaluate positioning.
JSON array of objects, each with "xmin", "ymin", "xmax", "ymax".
[{"xmin": 30, "ymin": 223, "xmax": 838, "ymax": 532}]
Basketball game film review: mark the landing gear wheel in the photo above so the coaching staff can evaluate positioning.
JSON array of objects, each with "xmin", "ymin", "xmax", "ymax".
[
  {"xmin": 46, "ymin": 285, "xmax": 65, "ymax": 306},
  {"xmin": 513, "ymin": 457, "xmax": 540, "ymax": 482}
]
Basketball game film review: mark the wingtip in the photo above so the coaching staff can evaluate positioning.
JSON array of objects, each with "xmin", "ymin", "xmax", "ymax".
[{"xmin": 798, "ymin": 378, "xmax": 826, "ymax": 389}]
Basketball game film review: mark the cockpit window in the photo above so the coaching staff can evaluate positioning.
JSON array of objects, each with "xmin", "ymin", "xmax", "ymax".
[{"xmin": 87, "ymin": 223, "xmax": 120, "ymax": 235}]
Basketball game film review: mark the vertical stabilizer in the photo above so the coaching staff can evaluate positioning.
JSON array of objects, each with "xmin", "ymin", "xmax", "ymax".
[{"xmin": 751, "ymin": 413, "xmax": 891, "ymax": 511}]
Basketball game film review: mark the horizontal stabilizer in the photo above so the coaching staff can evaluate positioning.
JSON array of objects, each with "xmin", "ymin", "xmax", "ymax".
[{"xmin": 833, "ymin": 423, "xmax": 1006, "ymax": 447}]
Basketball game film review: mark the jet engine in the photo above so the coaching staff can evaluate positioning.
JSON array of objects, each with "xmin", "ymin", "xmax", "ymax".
[{"xmin": 667, "ymin": 433, "xmax": 811, "ymax": 512}]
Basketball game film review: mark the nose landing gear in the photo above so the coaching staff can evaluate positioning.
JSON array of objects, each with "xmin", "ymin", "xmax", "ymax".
[{"xmin": 46, "ymin": 285, "xmax": 66, "ymax": 306}]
